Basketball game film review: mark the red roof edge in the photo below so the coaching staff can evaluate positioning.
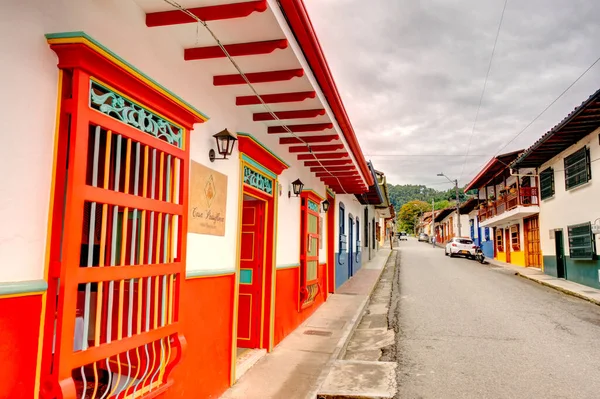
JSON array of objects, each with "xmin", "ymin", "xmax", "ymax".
[
  {"xmin": 463, "ymin": 157, "xmax": 497, "ymax": 192},
  {"xmin": 278, "ymin": 0, "xmax": 374, "ymax": 188}
]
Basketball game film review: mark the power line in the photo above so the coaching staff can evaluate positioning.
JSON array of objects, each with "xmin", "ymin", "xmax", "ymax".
[
  {"xmin": 365, "ymin": 154, "xmax": 489, "ymax": 157},
  {"xmin": 462, "ymin": 53, "xmax": 600, "ymax": 183},
  {"xmin": 162, "ymin": 0, "xmax": 354, "ymax": 193},
  {"xmin": 459, "ymin": 0, "xmax": 509, "ymax": 182}
]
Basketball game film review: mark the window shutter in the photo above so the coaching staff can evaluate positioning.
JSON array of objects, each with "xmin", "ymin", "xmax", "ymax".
[
  {"xmin": 539, "ymin": 168, "xmax": 554, "ymax": 200},
  {"xmin": 564, "ymin": 147, "xmax": 591, "ymax": 190},
  {"xmin": 568, "ymin": 222, "xmax": 595, "ymax": 260}
]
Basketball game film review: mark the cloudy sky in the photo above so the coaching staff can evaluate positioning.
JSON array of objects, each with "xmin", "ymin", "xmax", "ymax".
[{"xmin": 304, "ymin": 0, "xmax": 600, "ymax": 188}]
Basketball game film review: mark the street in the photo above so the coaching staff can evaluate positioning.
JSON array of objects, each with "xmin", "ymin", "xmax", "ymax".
[{"xmin": 393, "ymin": 238, "xmax": 600, "ymax": 399}]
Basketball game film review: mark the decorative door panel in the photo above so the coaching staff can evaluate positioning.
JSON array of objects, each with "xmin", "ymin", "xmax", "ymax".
[
  {"xmin": 42, "ymin": 37, "xmax": 205, "ymax": 399},
  {"xmin": 237, "ymin": 201, "xmax": 264, "ymax": 348},
  {"xmin": 525, "ymin": 216, "xmax": 542, "ymax": 267},
  {"xmin": 300, "ymin": 193, "xmax": 321, "ymax": 309}
]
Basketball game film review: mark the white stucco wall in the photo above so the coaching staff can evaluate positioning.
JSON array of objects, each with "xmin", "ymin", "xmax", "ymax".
[
  {"xmin": 332, "ymin": 194, "xmax": 366, "ymax": 254},
  {"xmin": 0, "ymin": 0, "xmax": 339, "ymax": 282},
  {"xmin": 537, "ymin": 127, "xmax": 600, "ymax": 257}
]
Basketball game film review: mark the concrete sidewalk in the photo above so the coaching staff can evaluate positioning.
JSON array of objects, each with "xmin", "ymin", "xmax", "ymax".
[
  {"xmin": 220, "ymin": 249, "xmax": 392, "ymax": 399},
  {"xmin": 488, "ymin": 259, "xmax": 600, "ymax": 306}
]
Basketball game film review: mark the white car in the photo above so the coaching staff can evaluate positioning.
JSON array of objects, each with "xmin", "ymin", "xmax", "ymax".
[{"xmin": 445, "ymin": 237, "xmax": 476, "ymax": 258}]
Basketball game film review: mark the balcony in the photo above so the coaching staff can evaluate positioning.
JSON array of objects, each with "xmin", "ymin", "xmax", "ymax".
[{"xmin": 478, "ymin": 187, "xmax": 539, "ymax": 227}]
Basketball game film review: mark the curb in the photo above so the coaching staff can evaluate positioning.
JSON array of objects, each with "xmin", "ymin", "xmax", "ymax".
[
  {"xmin": 515, "ymin": 272, "xmax": 600, "ymax": 307},
  {"xmin": 307, "ymin": 250, "xmax": 395, "ymax": 399}
]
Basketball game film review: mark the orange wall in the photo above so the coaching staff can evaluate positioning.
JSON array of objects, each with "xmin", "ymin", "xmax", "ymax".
[
  {"xmin": 273, "ymin": 264, "xmax": 326, "ymax": 346},
  {"xmin": 0, "ymin": 294, "xmax": 43, "ymax": 399},
  {"xmin": 164, "ymin": 274, "xmax": 234, "ymax": 399}
]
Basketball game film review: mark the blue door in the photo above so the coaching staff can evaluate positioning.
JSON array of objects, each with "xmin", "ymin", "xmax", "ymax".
[{"xmin": 348, "ymin": 216, "xmax": 354, "ymax": 279}]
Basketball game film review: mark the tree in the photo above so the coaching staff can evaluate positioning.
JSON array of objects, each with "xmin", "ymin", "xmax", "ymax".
[{"xmin": 397, "ymin": 200, "xmax": 431, "ymax": 234}]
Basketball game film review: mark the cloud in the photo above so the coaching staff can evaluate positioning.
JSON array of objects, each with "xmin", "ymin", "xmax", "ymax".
[{"xmin": 304, "ymin": 0, "xmax": 600, "ymax": 186}]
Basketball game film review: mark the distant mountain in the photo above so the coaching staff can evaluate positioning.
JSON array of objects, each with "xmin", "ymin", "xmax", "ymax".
[{"xmin": 387, "ymin": 184, "xmax": 471, "ymax": 213}]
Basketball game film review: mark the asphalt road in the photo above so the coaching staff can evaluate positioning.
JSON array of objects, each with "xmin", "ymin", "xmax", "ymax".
[{"xmin": 394, "ymin": 238, "xmax": 600, "ymax": 399}]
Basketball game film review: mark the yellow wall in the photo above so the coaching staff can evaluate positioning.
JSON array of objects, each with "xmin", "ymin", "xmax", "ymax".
[
  {"xmin": 496, "ymin": 251, "xmax": 506, "ymax": 263},
  {"xmin": 510, "ymin": 250, "xmax": 526, "ymax": 267}
]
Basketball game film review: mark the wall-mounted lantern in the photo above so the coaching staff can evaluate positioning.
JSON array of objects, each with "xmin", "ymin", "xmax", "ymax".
[
  {"xmin": 322, "ymin": 199, "xmax": 330, "ymax": 213},
  {"xmin": 289, "ymin": 178, "xmax": 304, "ymax": 198},
  {"xmin": 209, "ymin": 129, "xmax": 237, "ymax": 162}
]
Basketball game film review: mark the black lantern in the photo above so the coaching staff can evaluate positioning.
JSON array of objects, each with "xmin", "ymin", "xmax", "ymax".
[
  {"xmin": 289, "ymin": 178, "xmax": 304, "ymax": 197},
  {"xmin": 209, "ymin": 129, "xmax": 237, "ymax": 162},
  {"xmin": 322, "ymin": 199, "xmax": 330, "ymax": 212}
]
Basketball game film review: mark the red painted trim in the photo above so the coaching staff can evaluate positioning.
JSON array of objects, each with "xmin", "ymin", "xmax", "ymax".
[
  {"xmin": 254, "ymin": 108, "xmax": 325, "ymax": 121},
  {"xmin": 184, "ymin": 39, "xmax": 288, "ymax": 60},
  {"xmin": 49, "ymin": 43, "xmax": 205, "ymax": 129},
  {"xmin": 463, "ymin": 157, "xmax": 497, "ymax": 192},
  {"xmin": 298, "ymin": 152, "xmax": 348, "ymax": 160},
  {"xmin": 310, "ymin": 166, "xmax": 354, "ymax": 172},
  {"xmin": 146, "ymin": 0, "xmax": 268, "ymax": 27},
  {"xmin": 288, "ymin": 144, "xmax": 344, "ymax": 153},
  {"xmin": 278, "ymin": 0, "xmax": 373, "ymax": 188},
  {"xmin": 238, "ymin": 135, "xmax": 289, "ymax": 175},
  {"xmin": 304, "ymin": 159, "xmax": 352, "ymax": 166},
  {"xmin": 326, "ymin": 192, "xmax": 335, "ymax": 294},
  {"xmin": 236, "ymin": 91, "xmax": 316, "ymax": 105},
  {"xmin": 214, "ymin": 69, "xmax": 304, "ymax": 86},
  {"xmin": 268, "ymin": 123, "xmax": 332, "ymax": 133},
  {"xmin": 280, "ymin": 134, "xmax": 338, "ymax": 145},
  {"xmin": 315, "ymin": 172, "xmax": 358, "ymax": 177}
]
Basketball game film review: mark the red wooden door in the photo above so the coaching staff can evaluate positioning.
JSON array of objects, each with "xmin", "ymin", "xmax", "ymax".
[
  {"xmin": 300, "ymin": 195, "xmax": 320, "ymax": 309},
  {"xmin": 505, "ymin": 228, "xmax": 512, "ymax": 263},
  {"xmin": 237, "ymin": 200, "xmax": 264, "ymax": 348}
]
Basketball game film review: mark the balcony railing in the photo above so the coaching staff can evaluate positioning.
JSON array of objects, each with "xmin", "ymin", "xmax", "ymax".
[{"xmin": 478, "ymin": 187, "xmax": 538, "ymax": 222}]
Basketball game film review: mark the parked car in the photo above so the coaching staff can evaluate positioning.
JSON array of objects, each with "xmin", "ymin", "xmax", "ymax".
[
  {"xmin": 445, "ymin": 237, "xmax": 477, "ymax": 258},
  {"xmin": 398, "ymin": 231, "xmax": 408, "ymax": 241},
  {"xmin": 418, "ymin": 233, "xmax": 429, "ymax": 242}
]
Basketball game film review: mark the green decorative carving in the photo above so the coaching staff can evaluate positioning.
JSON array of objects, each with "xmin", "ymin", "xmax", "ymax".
[
  {"xmin": 243, "ymin": 166, "xmax": 273, "ymax": 195},
  {"xmin": 89, "ymin": 80, "xmax": 183, "ymax": 148},
  {"xmin": 308, "ymin": 200, "xmax": 319, "ymax": 213}
]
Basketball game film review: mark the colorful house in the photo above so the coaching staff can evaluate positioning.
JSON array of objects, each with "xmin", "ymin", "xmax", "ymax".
[
  {"xmin": 511, "ymin": 88, "xmax": 600, "ymax": 288},
  {"xmin": 434, "ymin": 205, "xmax": 470, "ymax": 244},
  {"xmin": 0, "ymin": 1, "xmax": 387, "ymax": 398},
  {"xmin": 464, "ymin": 150, "xmax": 542, "ymax": 267}
]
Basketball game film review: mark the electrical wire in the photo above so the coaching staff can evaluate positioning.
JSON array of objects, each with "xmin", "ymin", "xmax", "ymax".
[
  {"xmin": 162, "ymin": 0, "xmax": 356, "ymax": 193},
  {"xmin": 463, "ymin": 53, "xmax": 600, "ymax": 182},
  {"xmin": 459, "ymin": 0, "xmax": 509, "ymax": 182},
  {"xmin": 365, "ymin": 154, "xmax": 489, "ymax": 157}
]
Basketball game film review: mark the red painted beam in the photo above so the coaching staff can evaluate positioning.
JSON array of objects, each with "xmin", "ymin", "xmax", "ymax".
[
  {"xmin": 146, "ymin": 0, "xmax": 268, "ymax": 27},
  {"xmin": 214, "ymin": 69, "xmax": 303, "ymax": 86},
  {"xmin": 236, "ymin": 91, "xmax": 316, "ymax": 105},
  {"xmin": 298, "ymin": 152, "xmax": 348, "ymax": 160},
  {"xmin": 310, "ymin": 166, "xmax": 355, "ymax": 172},
  {"xmin": 315, "ymin": 172, "xmax": 359, "ymax": 178},
  {"xmin": 268, "ymin": 123, "xmax": 333, "ymax": 134},
  {"xmin": 253, "ymin": 108, "xmax": 325, "ymax": 121},
  {"xmin": 280, "ymin": 135, "xmax": 338, "ymax": 145},
  {"xmin": 304, "ymin": 159, "xmax": 352, "ymax": 166},
  {"xmin": 288, "ymin": 144, "xmax": 344, "ymax": 153},
  {"xmin": 185, "ymin": 39, "xmax": 288, "ymax": 60}
]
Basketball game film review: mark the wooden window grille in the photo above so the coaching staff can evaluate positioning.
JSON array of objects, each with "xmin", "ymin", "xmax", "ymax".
[
  {"xmin": 564, "ymin": 147, "xmax": 591, "ymax": 190},
  {"xmin": 496, "ymin": 228, "xmax": 504, "ymax": 252},
  {"xmin": 510, "ymin": 225, "xmax": 520, "ymax": 251},
  {"xmin": 300, "ymin": 193, "xmax": 321, "ymax": 309},
  {"xmin": 40, "ymin": 40, "xmax": 203, "ymax": 399},
  {"xmin": 539, "ymin": 168, "xmax": 554, "ymax": 200},
  {"xmin": 568, "ymin": 222, "xmax": 595, "ymax": 260}
]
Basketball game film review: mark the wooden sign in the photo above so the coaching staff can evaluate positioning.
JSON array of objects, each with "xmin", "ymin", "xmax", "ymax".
[{"xmin": 188, "ymin": 161, "xmax": 227, "ymax": 236}]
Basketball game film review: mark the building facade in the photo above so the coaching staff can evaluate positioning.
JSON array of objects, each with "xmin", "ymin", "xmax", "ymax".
[
  {"xmin": 0, "ymin": 1, "xmax": 388, "ymax": 398},
  {"xmin": 511, "ymin": 89, "xmax": 600, "ymax": 288}
]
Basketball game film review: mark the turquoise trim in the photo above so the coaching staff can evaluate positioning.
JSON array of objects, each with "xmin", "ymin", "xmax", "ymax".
[
  {"xmin": 45, "ymin": 31, "xmax": 210, "ymax": 121},
  {"xmin": 276, "ymin": 263, "xmax": 301, "ymax": 270},
  {"xmin": 0, "ymin": 280, "xmax": 48, "ymax": 296},
  {"xmin": 326, "ymin": 187, "xmax": 336, "ymax": 198},
  {"xmin": 237, "ymin": 132, "xmax": 290, "ymax": 168},
  {"xmin": 240, "ymin": 269, "xmax": 253, "ymax": 284},
  {"xmin": 186, "ymin": 269, "xmax": 235, "ymax": 278},
  {"xmin": 242, "ymin": 154, "xmax": 277, "ymax": 179},
  {"xmin": 302, "ymin": 188, "xmax": 325, "ymax": 201}
]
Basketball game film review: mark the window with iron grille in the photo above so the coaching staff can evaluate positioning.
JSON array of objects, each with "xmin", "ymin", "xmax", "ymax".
[
  {"xmin": 539, "ymin": 168, "xmax": 554, "ymax": 200},
  {"xmin": 564, "ymin": 147, "xmax": 591, "ymax": 190},
  {"xmin": 568, "ymin": 222, "xmax": 595, "ymax": 260}
]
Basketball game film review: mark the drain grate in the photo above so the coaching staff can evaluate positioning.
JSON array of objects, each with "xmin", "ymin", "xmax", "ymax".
[{"xmin": 304, "ymin": 329, "xmax": 333, "ymax": 337}]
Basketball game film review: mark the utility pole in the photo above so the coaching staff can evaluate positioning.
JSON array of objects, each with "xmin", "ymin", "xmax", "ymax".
[
  {"xmin": 454, "ymin": 179, "xmax": 462, "ymax": 237},
  {"xmin": 430, "ymin": 198, "xmax": 434, "ymax": 237}
]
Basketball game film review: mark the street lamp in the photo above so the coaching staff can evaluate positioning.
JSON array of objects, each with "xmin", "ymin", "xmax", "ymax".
[{"xmin": 437, "ymin": 172, "xmax": 462, "ymax": 237}]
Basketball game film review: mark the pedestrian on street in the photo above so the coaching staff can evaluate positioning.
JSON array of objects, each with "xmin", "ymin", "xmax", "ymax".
[{"xmin": 432, "ymin": 236, "xmax": 436, "ymax": 248}]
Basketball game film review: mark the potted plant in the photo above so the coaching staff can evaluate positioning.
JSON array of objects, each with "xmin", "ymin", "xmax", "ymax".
[
  {"xmin": 488, "ymin": 195, "xmax": 495, "ymax": 206},
  {"xmin": 509, "ymin": 187, "xmax": 517, "ymax": 194}
]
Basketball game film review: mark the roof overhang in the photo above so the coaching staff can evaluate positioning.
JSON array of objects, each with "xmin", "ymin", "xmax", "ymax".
[
  {"xmin": 459, "ymin": 197, "xmax": 478, "ymax": 214},
  {"xmin": 464, "ymin": 149, "xmax": 523, "ymax": 192},
  {"xmin": 356, "ymin": 161, "xmax": 384, "ymax": 205},
  {"xmin": 434, "ymin": 207, "xmax": 456, "ymax": 222},
  {"xmin": 512, "ymin": 88, "xmax": 600, "ymax": 169},
  {"xmin": 138, "ymin": 0, "xmax": 372, "ymax": 193}
]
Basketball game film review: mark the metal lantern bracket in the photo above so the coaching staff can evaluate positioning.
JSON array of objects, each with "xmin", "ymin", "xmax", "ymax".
[{"xmin": 209, "ymin": 128, "xmax": 237, "ymax": 162}]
